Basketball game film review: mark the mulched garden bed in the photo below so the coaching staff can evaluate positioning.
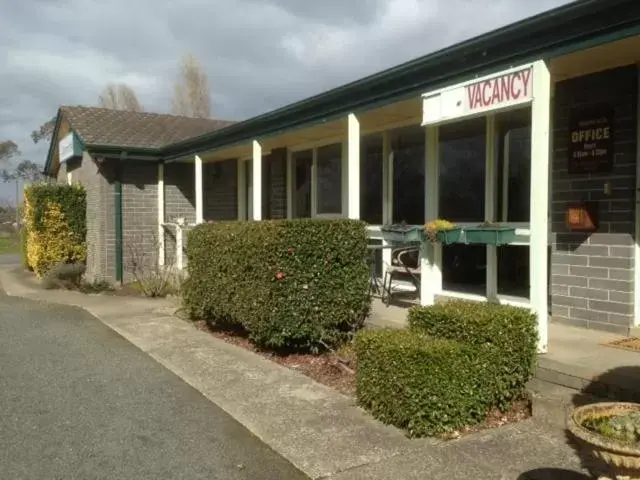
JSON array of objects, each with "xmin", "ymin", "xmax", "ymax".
[{"xmin": 193, "ymin": 319, "xmax": 531, "ymax": 436}]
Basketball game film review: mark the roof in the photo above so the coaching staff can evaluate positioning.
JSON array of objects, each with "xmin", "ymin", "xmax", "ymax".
[
  {"xmin": 162, "ymin": 0, "xmax": 640, "ymax": 161},
  {"xmin": 60, "ymin": 106, "xmax": 234, "ymax": 149}
]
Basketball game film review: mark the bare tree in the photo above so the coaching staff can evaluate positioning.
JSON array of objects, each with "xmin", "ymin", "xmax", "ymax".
[
  {"xmin": 31, "ymin": 118, "xmax": 56, "ymax": 144},
  {"xmin": 98, "ymin": 83, "xmax": 143, "ymax": 111},
  {"xmin": 171, "ymin": 54, "xmax": 211, "ymax": 118},
  {"xmin": 1, "ymin": 160, "xmax": 44, "ymax": 183},
  {"xmin": 126, "ymin": 230, "xmax": 178, "ymax": 297}
]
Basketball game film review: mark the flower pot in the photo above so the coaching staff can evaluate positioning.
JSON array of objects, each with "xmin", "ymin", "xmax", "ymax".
[
  {"xmin": 433, "ymin": 227, "xmax": 463, "ymax": 245},
  {"xmin": 381, "ymin": 225, "xmax": 424, "ymax": 244},
  {"xmin": 463, "ymin": 226, "xmax": 516, "ymax": 246},
  {"xmin": 568, "ymin": 402, "xmax": 640, "ymax": 479}
]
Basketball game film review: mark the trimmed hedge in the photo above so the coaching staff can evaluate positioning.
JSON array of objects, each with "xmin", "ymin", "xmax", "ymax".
[
  {"xmin": 408, "ymin": 301, "xmax": 538, "ymax": 410},
  {"xmin": 183, "ymin": 218, "xmax": 371, "ymax": 351},
  {"xmin": 23, "ymin": 184, "xmax": 86, "ymax": 278},
  {"xmin": 356, "ymin": 329, "xmax": 485, "ymax": 437},
  {"xmin": 355, "ymin": 301, "xmax": 538, "ymax": 437}
]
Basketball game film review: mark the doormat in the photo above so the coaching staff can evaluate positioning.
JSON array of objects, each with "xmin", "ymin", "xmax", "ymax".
[{"xmin": 601, "ymin": 337, "xmax": 640, "ymax": 353}]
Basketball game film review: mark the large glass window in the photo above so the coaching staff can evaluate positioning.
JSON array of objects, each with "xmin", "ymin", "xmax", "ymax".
[
  {"xmin": 360, "ymin": 135, "xmax": 383, "ymax": 225},
  {"xmin": 293, "ymin": 150, "xmax": 312, "ymax": 218},
  {"xmin": 392, "ymin": 127, "xmax": 425, "ymax": 225},
  {"xmin": 496, "ymin": 108, "xmax": 531, "ymax": 223},
  {"xmin": 316, "ymin": 143, "xmax": 342, "ymax": 215},
  {"xmin": 497, "ymin": 245, "xmax": 529, "ymax": 298},
  {"xmin": 438, "ymin": 118, "xmax": 486, "ymax": 221}
]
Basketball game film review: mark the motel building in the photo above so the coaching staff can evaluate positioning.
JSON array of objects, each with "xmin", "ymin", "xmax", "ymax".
[{"xmin": 46, "ymin": 0, "xmax": 640, "ymax": 354}]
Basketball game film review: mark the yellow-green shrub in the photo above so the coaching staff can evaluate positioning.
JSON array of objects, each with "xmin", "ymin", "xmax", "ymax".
[{"xmin": 23, "ymin": 184, "xmax": 86, "ymax": 278}]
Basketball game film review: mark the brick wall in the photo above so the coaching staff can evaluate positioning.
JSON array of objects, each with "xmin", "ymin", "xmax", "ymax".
[
  {"xmin": 551, "ymin": 65, "xmax": 638, "ymax": 334},
  {"xmin": 203, "ymin": 159, "xmax": 237, "ymax": 220},
  {"xmin": 265, "ymin": 148, "xmax": 287, "ymax": 219}
]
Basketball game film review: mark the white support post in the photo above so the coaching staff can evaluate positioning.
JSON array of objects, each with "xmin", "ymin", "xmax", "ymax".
[
  {"xmin": 195, "ymin": 155, "xmax": 203, "ymax": 224},
  {"xmin": 237, "ymin": 159, "xmax": 247, "ymax": 220},
  {"xmin": 381, "ymin": 132, "xmax": 392, "ymax": 279},
  {"xmin": 421, "ymin": 125, "xmax": 440, "ymax": 306},
  {"xmin": 485, "ymin": 114, "xmax": 498, "ymax": 302},
  {"xmin": 252, "ymin": 140, "xmax": 262, "ymax": 220},
  {"xmin": 347, "ymin": 113, "xmax": 361, "ymax": 219},
  {"xmin": 176, "ymin": 226, "xmax": 183, "ymax": 271},
  {"xmin": 634, "ymin": 63, "xmax": 640, "ymax": 327},
  {"xmin": 530, "ymin": 60, "xmax": 551, "ymax": 353},
  {"xmin": 157, "ymin": 162, "xmax": 165, "ymax": 267}
]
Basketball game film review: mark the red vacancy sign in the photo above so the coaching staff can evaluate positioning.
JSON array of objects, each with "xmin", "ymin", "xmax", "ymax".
[{"xmin": 465, "ymin": 68, "xmax": 532, "ymax": 113}]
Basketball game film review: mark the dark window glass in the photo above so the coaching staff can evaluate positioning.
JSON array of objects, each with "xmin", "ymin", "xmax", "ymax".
[
  {"xmin": 497, "ymin": 245, "xmax": 529, "ymax": 298},
  {"xmin": 293, "ymin": 150, "xmax": 312, "ymax": 218},
  {"xmin": 442, "ymin": 244, "xmax": 486, "ymax": 295},
  {"xmin": 360, "ymin": 135, "xmax": 383, "ymax": 224},
  {"xmin": 392, "ymin": 128, "xmax": 425, "ymax": 225},
  {"xmin": 316, "ymin": 143, "xmax": 342, "ymax": 215},
  {"xmin": 438, "ymin": 118, "xmax": 486, "ymax": 222}
]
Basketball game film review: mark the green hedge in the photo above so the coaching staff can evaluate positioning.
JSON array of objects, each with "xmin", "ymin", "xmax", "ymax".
[
  {"xmin": 408, "ymin": 301, "xmax": 538, "ymax": 410},
  {"xmin": 356, "ymin": 329, "xmax": 485, "ymax": 437},
  {"xmin": 183, "ymin": 219, "xmax": 371, "ymax": 351}
]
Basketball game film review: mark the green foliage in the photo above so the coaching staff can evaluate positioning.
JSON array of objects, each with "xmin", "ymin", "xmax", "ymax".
[
  {"xmin": 408, "ymin": 301, "xmax": 538, "ymax": 410},
  {"xmin": 355, "ymin": 301, "xmax": 538, "ymax": 437},
  {"xmin": 355, "ymin": 329, "xmax": 484, "ymax": 437},
  {"xmin": 24, "ymin": 183, "xmax": 86, "ymax": 277},
  {"xmin": 20, "ymin": 227, "xmax": 30, "ymax": 270},
  {"xmin": 183, "ymin": 219, "xmax": 371, "ymax": 351}
]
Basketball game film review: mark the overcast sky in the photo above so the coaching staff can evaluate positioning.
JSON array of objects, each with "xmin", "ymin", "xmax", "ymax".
[{"xmin": 0, "ymin": 0, "xmax": 571, "ymax": 201}]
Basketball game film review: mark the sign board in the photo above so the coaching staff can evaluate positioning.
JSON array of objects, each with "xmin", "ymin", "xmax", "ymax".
[
  {"xmin": 59, "ymin": 132, "xmax": 81, "ymax": 163},
  {"xmin": 567, "ymin": 105, "xmax": 613, "ymax": 174},
  {"xmin": 422, "ymin": 65, "xmax": 534, "ymax": 126}
]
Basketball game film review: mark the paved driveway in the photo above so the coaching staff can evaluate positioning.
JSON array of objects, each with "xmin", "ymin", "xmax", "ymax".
[{"xmin": 0, "ymin": 294, "xmax": 308, "ymax": 479}]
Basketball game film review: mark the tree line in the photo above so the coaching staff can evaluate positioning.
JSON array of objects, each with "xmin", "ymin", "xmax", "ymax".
[{"xmin": 1, "ymin": 54, "xmax": 212, "ymax": 193}]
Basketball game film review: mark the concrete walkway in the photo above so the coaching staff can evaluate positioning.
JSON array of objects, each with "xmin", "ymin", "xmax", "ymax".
[{"xmin": 0, "ymin": 266, "xmax": 589, "ymax": 479}]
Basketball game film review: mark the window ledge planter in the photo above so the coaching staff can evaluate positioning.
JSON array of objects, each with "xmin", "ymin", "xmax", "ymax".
[
  {"xmin": 424, "ymin": 220, "xmax": 461, "ymax": 245},
  {"xmin": 381, "ymin": 224, "xmax": 424, "ymax": 244},
  {"xmin": 568, "ymin": 402, "xmax": 640, "ymax": 480},
  {"xmin": 463, "ymin": 225, "xmax": 516, "ymax": 246}
]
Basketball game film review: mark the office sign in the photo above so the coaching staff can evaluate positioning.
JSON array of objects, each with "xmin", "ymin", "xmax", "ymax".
[
  {"xmin": 59, "ymin": 132, "xmax": 81, "ymax": 163},
  {"xmin": 568, "ymin": 105, "xmax": 613, "ymax": 174}
]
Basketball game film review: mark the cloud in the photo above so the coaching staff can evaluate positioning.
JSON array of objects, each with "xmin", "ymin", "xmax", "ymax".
[{"xmin": 0, "ymin": 0, "xmax": 571, "ymax": 200}]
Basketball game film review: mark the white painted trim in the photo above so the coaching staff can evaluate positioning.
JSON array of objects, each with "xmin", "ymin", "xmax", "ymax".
[
  {"xmin": 66, "ymin": 171, "xmax": 72, "ymax": 185},
  {"xmin": 252, "ymin": 140, "xmax": 262, "ymax": 221},
  {"xmin": 286, "ymin": 149, "xmax": 293, "ymax": 219},
  {"xmin": 157, "ymin": 163, "xmax": 165, "ymax": 267},
  {"xmin": 439, "ymin": 290, "xmax": 487, "ymax": 302},
  {"xmin": 485, "ymin": 114, "xmax": 498, "ymax": 301},
  {"xmin": 529, "ymin": 60, "xmax": 551, "ymax": 354},
  {"xmin": 347, "ymin": 113, "xmax": 360, "ymax": 219},
  {"xmin": 635, "ymin": 63, "xmax": 640, "ymax": 327},
  {"xmin": 176, "ymin": 226, "xmax": 183, "ymax": 271},
  {"xmin": 421, "ymin": 125, "xmax": 440, "ymax": 306},
  {"xmin": 195, "ymin": 155, "xmax": 203, "ymax": 224},
  {"xmin": 381, "ymin": 132, "xmax": 392, "ymax": 280},
  {"xmin": 237, "ymin": 159, "xmax": 247, "ymax": 220}
]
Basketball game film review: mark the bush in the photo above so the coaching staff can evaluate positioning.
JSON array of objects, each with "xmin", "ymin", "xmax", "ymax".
[
  {"xmin": 355, "ymin": 329, "xmax": 486, "ymax": 437},
  {"xmin": 183, "ymin": 219, "xmax": 371, "ymax": 351},
  {"xmin": 42, "ymin": 262, "xmax": 86, "ymax": 290},
  {"xmin": 408, "ymin": 301, "xmax": 538, "ymax": 410},
  {"xmin": 23, "ymin": 184, "xmax": 86, "ymax": 278},
  {"xmin": 20, "ymin": 226, "xmax": 30, "ymax": 270}
]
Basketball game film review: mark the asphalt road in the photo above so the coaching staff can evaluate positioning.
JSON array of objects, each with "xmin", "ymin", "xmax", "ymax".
[{"xmin": 0, "ymin": 294, "xmax": 309, "ymax": 480}]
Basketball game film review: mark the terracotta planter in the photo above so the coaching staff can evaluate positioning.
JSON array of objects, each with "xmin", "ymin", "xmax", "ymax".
[{"xmin": 568, "ymin": 402, "xmax": 640, "ymax": 479}]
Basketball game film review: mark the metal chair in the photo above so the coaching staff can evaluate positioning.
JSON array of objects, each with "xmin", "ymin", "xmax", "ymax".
[{"xmin": 381, "ymin": 245, "xmax": 421, "ymax": 306}]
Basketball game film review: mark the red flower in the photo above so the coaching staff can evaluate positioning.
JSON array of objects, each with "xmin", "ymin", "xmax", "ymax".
[
  {"xmin": 287, "ymin": 247, "xmax": 294, "ymax": 254},
  {"xmin": 276, "ymin": 271, "xmax": 285, "ymax": 280}
]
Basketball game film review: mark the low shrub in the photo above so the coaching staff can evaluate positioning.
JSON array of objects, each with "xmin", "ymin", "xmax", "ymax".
[
  {"xmin": 355, "ymin": 329, "xmax": 487, "ymax": 437},
  {"xmin": 408, "ymin": 301, "xmax": 538, "ymax": 410},
  {"xmin": 183, "ymin": 218, "xmax": 371, "ymax": 351},
  {"xmin": 19, "ymin": 226, "xmax": 30, "ymax": 270},
  {"xmin": 42, "ymin": 262, "xmax": 86, "ymax": 290}
]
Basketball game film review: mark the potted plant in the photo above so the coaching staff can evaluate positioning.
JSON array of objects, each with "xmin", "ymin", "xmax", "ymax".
[
  {"xmin": 568, "ymin": 402, "xmax": 640, "ymax": 479},
  {"xmin": 463, "ymin": 222, "xmax": 516, "ymax": 246},
  {"xmin": 381, "ymin": 221, "xmax": 424, "ymax": 243},
  {"xmin": 424, "ymin": 219, "xmax": 461, "ymax": 244}
]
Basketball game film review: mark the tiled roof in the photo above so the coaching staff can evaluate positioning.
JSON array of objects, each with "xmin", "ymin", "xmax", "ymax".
[{"xmin": 60, "ymin": 106, "xmax": 235, "ymax": 150}]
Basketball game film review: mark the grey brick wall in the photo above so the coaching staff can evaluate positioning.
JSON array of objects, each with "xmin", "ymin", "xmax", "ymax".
[
  {"xmin": 265, "ymin": 148, "xmax": 287, "ymax": 219},
  {"xmin": 551, "ymin": 65, "xmax": 637, "ymax": 334},
  {"xmin": 203, "ymin": 159, "xmax": 237, "ymax": 221},
  {"xmin": 121, "ymin": 161, "xmax": 158, "ymax": 282}
]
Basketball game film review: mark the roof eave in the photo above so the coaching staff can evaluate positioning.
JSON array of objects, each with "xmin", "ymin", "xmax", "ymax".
[{"xmin": 161, "ymin": 0, "xmax": 640, "ymax": 161}]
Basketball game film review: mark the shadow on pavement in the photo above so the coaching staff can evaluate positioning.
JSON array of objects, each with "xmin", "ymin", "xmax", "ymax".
[{"xmin": 516, "ymin": 468, "xmax": 589, "ymax": 479}]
